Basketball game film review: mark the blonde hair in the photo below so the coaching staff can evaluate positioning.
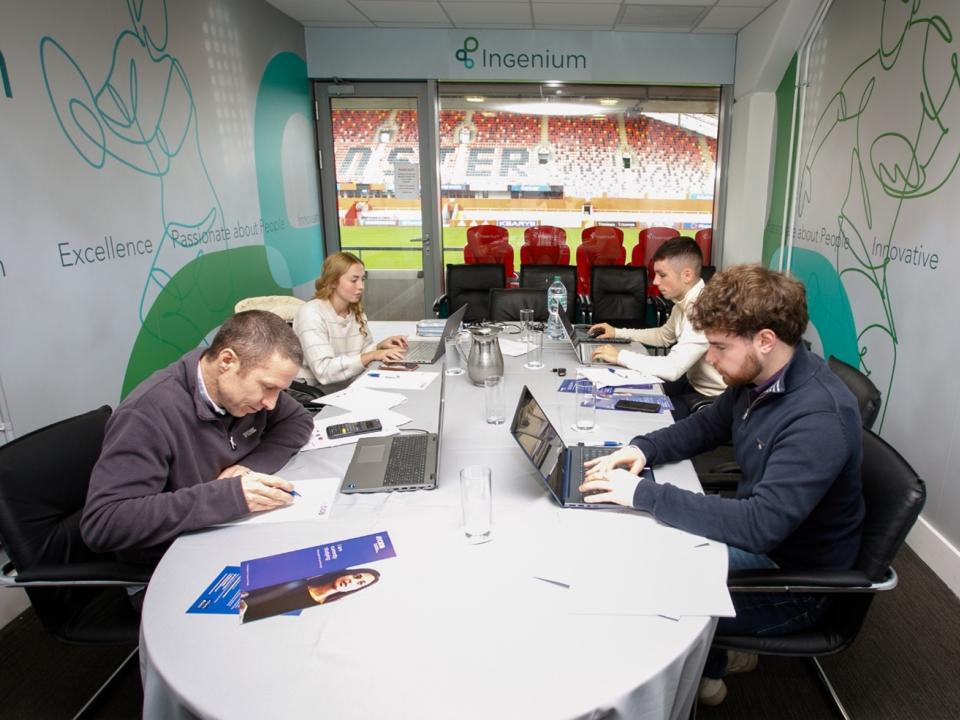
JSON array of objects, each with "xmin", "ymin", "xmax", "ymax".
[{"xmin": 314, "ymin": 251, "xmax": 368, "ymax": 336}]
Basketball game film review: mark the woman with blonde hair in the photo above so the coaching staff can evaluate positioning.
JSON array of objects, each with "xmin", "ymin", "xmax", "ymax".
[{"xmin": 293, "ymin": 252, "xmax": 407, "ymax": 389}]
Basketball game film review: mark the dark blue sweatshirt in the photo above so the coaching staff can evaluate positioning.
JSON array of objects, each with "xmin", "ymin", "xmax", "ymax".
[{"xmin": 631, "ymin": 345, "xmax": 865, "ymax": 570}]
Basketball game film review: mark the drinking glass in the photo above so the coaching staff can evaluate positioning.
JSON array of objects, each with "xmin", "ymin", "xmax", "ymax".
[
  {"xmin": 523, "ymin": 329, "xmax": 544, "ymax": 370},
  {"xmin": 484, "ymin": 375, "xmax": 506, "ymax": 424},
  {"xmin": 575, "ymin": 377, "xmax": 597, "ymax": 431},
  {"xmin": 519, "ymin": 308, "xmax": 535, "ymax": 344},
  {"xmin": 460, "ymin": 465, "xmax": 492, "ymax": 544},
  {"xmin": 444, "ymin": 336, "xmax": 465, "ymax": 376}
]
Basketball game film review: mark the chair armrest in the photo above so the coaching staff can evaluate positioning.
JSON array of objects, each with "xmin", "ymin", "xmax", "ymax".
[
  {"xmin": 689, "ymin": 397, "xmax": 716, "ymax": 413},
  {"xmin": 3, "ymin": 561, "xmax": 152, "ymax": 588},
  {"xmin": 697, "ymin": 473, "xmax": 740, "ymax": 493},
  {"xmin": 728, "ymin": 567, "xmax": 897, "ymax": 594},
  {"xmin": 432, "ymin": 294, "xmax": 449, "ymax": 317}
]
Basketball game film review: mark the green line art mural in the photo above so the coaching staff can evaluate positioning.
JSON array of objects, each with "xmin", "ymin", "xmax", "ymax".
[
  {"xmin": 791, "ymin": 0, "xmax": 960, "ymax": 429},
  {"xmin": 39, "ymin": 1, "xmax": 322, "ymax": 395}
]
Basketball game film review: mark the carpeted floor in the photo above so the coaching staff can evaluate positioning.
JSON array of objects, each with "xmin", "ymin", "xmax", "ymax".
[{"xmin": 0, "ymin": 545, "xmax": 957, "ymax": 719}]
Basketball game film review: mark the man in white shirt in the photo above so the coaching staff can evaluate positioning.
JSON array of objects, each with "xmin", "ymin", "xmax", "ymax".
[{"xmin": 589, "ymin": 236, "xmax": 725, "ymax": 417}]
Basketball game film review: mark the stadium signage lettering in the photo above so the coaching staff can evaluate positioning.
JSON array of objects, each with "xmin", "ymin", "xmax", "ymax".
[{"xmin": 456, "ymin": 36, "xmax": 587, "ymax": 72}]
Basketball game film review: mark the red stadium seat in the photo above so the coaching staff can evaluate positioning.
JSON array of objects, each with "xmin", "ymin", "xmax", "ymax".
[
  {"xmin": 576, "ymin": 227, "xmax": 625, "ymax": 294},
  {"xmin": 633, "ymin": 227, "xmax": 680, "ymax": 297},
  {"xmin": 695, "ymin": 228, "xmax": 713, "ymax": 266},
  {"xmin": 521, "ymin": 226, "xmax": 570, "ymax": 265},
  {"xmin": 465, "ymin": 226, "xmax": 514, "ymax": 281}
]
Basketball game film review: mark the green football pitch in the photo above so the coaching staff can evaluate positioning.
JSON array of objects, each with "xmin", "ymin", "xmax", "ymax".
[{"xmin": 339, "ymin": 226, "xmax": 642, "ymax": 269}]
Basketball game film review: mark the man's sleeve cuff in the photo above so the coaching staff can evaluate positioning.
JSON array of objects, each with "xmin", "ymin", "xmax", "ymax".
[{"xmin": 632, "ymin": 478, "xmax": 657, "ymax": 511}]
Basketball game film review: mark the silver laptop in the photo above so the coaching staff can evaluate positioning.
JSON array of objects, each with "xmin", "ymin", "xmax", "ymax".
[
  {"xmin": 340, "ymin": 373, "xmax": 445, "ymax": 493},
  {"xmin": 558, "ymin": 307, "xmax": 618, "ymax": 365},
  {"xmin": 402, "ymin": 304, "xmax": 467, "ymax": 364},
  {"xmin": 510, "ymin": 386, "xmax": 654, "ymax": 508}
]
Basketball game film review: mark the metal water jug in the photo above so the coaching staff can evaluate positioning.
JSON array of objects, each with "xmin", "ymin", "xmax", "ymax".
[{"xmin": 465, "ymin": 325, "xmax": 504, "ymax": 386}]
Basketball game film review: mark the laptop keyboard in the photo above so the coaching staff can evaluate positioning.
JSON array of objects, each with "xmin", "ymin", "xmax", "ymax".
[
  {"xmin": 570, "ymin": 445, "xmax": 610, "ymax": 486},
  {"xmin": 403, "ymin": 342, "xmax": 437, "ymax": 363},
  {"xmin": 384, "ymin": 434, "xmax": 429, "ymax": 486}
]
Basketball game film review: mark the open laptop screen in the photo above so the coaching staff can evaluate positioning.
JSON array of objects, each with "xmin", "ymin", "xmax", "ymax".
[{"xmin": 509, "ymin": 387, "xmax": 566, "ymax": 501}]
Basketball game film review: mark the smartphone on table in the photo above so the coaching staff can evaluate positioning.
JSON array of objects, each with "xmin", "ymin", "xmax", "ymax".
[{"xmin": 325, "ymin": 419, "xmax": 383, "ymax": 439}]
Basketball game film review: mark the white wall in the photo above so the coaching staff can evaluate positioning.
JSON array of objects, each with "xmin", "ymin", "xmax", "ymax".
[
  {"xmin": 0, "ymin": 0, "xmax": 321, "ymax": 627},
  {"xmin": 722, "ymin": 0, "xmax": 821, "ymax": 265}
]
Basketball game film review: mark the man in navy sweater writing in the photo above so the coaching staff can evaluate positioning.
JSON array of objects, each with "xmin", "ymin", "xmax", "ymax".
[{"xmin": 580, "ymin": 264, "xmax": 864, "ymax": 706}]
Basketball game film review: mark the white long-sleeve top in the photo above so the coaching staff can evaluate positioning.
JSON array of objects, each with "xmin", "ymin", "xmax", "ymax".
[
  {"xmin": 613, "ymin": 279, "xmax": 726, "ymax": 397},
  {"xmin": 293, "ymin": 298, "xmax": 377, "ymax": 388}
]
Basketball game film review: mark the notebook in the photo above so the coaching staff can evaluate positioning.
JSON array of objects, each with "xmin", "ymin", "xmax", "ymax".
[
  {"xmin": 402, "ymin": 304, "xmax": 467, "ymax": 364},
  {"xmin": 509, "ymin": 386, "xmax": 654, "ymax": 508},
  {"xmin": 340, "ymin": 373, "xmax": 445, "ymax": 493}
]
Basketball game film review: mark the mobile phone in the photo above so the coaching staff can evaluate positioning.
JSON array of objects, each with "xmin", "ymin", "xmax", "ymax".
[
  {"xmin": 379, "ymin": 362, "xmax": 418, "ymax": 371},
  {"xmin": 325, "ymin": 419, "xmax": 383, "ymax": 439},
  {"xmin": 614, "ymin": 399, "xmax": 660, "ymax": 413}
]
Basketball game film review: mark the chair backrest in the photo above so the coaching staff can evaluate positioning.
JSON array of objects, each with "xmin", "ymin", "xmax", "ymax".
[
  {"xmin": 856, "ymin": 429, "xmax": 926, "ymax": 582},
  {"xmin": 694, "ymin": 228, "xmax": 713, "ymax": 265},
  {"xmin": 828, "ymin": 356, "xmax": 882, "ymax": 430},
  {"xmin": 521, "ymin": 226, "xmax": 570, "ymax": 265},
  {"xmin": 0, "ymin": 406, "xmax": 122, "ymax": 633},
  {"xmin": 632, "ymin": 226, "xmax": 680, "ymax": 267},
  {"xmin": 590, "ymin": 265, "xmax": 647, "ymax": 328},
  {"xmin": 576, "ymin": 230, "xmax": 626, "ymax": 294},
  {"xmin": 488, "ymin": 288, "xmax": 549, "ymax": 322},
  {"xmin": 465, "ymin": 234, "xmax": 514, "ymax": 279},
  {"xmin": 233, "ymin": 295, "xmax": 304, "ymax": 323},
  {"xmin": 519, "ymin": 265, "xmax": 577, "ymax": 319},
  {"xmin": 467, "ymin": 224, "xmax": 509, "ymax": 246},
  {"xmin": 446, "ymin": 264, "xmax": 504, "ymax": 322}
]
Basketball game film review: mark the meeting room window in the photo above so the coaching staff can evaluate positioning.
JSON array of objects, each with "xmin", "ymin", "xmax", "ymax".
[{"xmin": 435, "ymin": 83, "xmax": 721, "ymax": 268}]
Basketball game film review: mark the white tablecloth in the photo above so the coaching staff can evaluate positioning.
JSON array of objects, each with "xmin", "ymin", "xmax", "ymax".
[{"xmin": 140, "ymin": 322, "xmax": 720, "ymax": 720}]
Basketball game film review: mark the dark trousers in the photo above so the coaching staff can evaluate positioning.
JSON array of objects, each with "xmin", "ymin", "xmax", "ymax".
[
  {"xmin": 703, "ymin": 547, "xmax": 830, "ymax": 678},
  {"xmin": 661, "ymin": 377, "xmax": 712, "ymax": 421}
]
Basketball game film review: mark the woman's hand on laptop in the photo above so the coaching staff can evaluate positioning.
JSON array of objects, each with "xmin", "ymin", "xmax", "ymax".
[
  {"xmin": 364, "ymin": 347, "xmax": 406, "ymax": 364},
  {"xmin": 579, "ymin": 468, "xmax": 643, "ymax": 507},
  {"xmin": 379, "ymin": 335, "xmax": 409, "ymax": 350},
  {"xmin": 583, "ymin": 445, "xmax": 647, "ymax": 480}
]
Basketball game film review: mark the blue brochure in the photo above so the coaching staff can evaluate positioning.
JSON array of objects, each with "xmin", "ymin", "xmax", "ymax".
[
  {"xmin": 187, "ymin": 566, "xmax": 243, "ymax": 614},
  {"xmin": 187, "ymin": 566, "xmax": 302, "ymax": 616},
  {"xmin": 558, "ymin": 378, "xmax": 653, "ymax": 394},
  {"xmin": 238, "ymin": 532, "xmax": 396, "ymax": 623}
]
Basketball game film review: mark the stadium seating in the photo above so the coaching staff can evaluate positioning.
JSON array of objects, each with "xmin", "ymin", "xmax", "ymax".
[
  {"xmin": 576, "ymin": 227, "xmax": 625, "ymax": 294},
  {"xmin": 633, "ymin": 227, "xmax": 680, "ymax": 297},
  {"xmin": 521, "ymin": 226, "xmax": 570, "ymax": 265},
  {"xmin": 464, "ymin": 225, "xmax": 514, "ymax": 281},
  {"xmin": 695, "ymin": 227, "xmax": 713, "ymax": 265}
]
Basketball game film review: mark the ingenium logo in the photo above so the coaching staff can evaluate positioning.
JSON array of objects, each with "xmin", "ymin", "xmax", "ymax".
[
  {"xmin": 454, "ymin": 36, "xmax": 587, "ymax": 71},
  {"xmin": 456, "ymin": 36, "xmax": 479, "ymax": 68}
]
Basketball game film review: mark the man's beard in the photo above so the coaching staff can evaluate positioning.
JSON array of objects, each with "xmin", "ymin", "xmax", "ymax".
[{"xmin": 722, "ymin": 351, "xmax": 763, "ymax": 387}]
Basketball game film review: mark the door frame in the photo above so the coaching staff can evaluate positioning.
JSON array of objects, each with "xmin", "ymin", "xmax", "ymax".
[{"xmin": 314, "ymin": 80, "xmax": 443, "ymax": 317}]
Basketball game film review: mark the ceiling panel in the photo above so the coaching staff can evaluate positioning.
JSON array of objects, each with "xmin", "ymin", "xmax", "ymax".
[
  {"xmin": 443, "ymin": 2, "xmax": 534, "ymax": 26},
  {"xmin": 532, "ymin": 2, "xmax": 623, "ymax": 27},
  {"xmin": 352, "ymin": 1, "xmax": 450, "ymax": 23}
]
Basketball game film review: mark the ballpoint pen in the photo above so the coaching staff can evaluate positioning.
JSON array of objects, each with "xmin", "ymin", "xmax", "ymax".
[
  {"xmin": 607, "ymin": 368, "xmax": 628, "ymax": 378},
  {"xmin": 368, "ymin": 372, "xmax": 399, "ymax": 378},
  {"xmin": 586, "ymin": 441, "xmax": 623, "ymax": 447}
]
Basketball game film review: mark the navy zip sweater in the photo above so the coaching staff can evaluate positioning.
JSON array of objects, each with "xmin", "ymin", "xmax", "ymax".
[{"xmin": 631, "ymin": 345, "xmax": 865, "ymax": 570}]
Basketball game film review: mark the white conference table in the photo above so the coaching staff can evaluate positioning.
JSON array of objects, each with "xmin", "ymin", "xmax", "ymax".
[{"xmin": 141, "ymin": 322, "xmax": 722, "ymax": 720}]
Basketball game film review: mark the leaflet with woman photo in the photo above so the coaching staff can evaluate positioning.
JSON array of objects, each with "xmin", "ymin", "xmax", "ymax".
[{"xmin": 238, "ymin": 531, "xmax": 396, "ymax": 623}]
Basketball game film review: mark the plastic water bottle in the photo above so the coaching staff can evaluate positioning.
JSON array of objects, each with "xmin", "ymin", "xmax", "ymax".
[{"xmin": 546, "ymin": 276, "xmax": 567, "ymax": 340}]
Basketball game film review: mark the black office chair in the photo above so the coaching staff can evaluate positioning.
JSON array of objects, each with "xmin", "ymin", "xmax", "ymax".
[
  {"xmin": 519, "ymin": 264, "xmax": 579, "ymax": 321},
  {"xmin": 712, "ymin": 429, "xmax": 926, "ymax": 719},
  {"xmin": 433, "ymin": 264, "xmax": 505, "ymax": 322},
  {"xmin": 0, "ymin": 406, "xmax": 152, "ymax": 718},
  {"xmin": 590, "ymin": 265, "xmax": 647, "ymax": 328},
  {"xmin": 488, "ymin": 288, "xmax": 548, "ymax": 322},
  {"xmin": 828, "ymin": 356, "xmax": 882, "ymax": 430}
]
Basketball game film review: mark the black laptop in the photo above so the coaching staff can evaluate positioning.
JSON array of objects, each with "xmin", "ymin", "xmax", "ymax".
[
  {"xmin": 509, "ymin": 386, "xmax": 654, "ymax": 508},
  {"xmin": 558, "ymin": 307, "xmax": 625, "ymax": 365}
]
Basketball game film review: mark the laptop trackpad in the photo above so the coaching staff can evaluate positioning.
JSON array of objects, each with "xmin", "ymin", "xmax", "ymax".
[{"xmin": 357, "ymin": 444, "xmax": 386, "ymax": 463}]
